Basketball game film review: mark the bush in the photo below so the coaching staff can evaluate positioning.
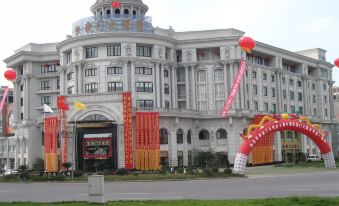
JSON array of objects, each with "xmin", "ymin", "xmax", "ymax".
[
  {"xmin": 212, "ymin": 167, "xmax": 219, "ymax": 173},
  {"xmin": 306, "ymin": 159, "xmax": 313, "ymax": 163},
  {"xmin": 159, "ymin": 167, "xmax": 167, "ymax": 174},
  {"xmin": 116, "ymin": 168, "xmax": 128, "ymax": 176},
  {"xmin": 73, "ymin": 170, "xmax": 84, "ymax": 178},
  {"xmin": 176, "ymin": 167, "xmax": 184, "ymax": 174},
  {"xmin": 30, "ymin": 175, "xmax": 66, "ymax": 182},
  {"xmin": 223, "ymin": 168, "xmax": 232, "ymax": 175},
  {"xmin": 62, "ymin": 162, "xmax": 73, "ymax": 171},
  {"xmin": 19, "ymin": 171, "xmax": 30, "ymax": 179},
  {"xmin": 202, "ymin": 168, "xmax": 214, "ymax": 177}
]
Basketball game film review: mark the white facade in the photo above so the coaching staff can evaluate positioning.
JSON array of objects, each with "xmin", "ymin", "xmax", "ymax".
[{"xmin": 3, "ymin": 0, "xmax": 336, "ymax": 170}]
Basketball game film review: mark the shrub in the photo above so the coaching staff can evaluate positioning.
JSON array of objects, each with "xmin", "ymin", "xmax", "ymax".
[
  {"xmin": 73, "ymin": 170, "xmax": 84, "ymax": 178},
  {"xmin": 306, "ymin": 159, "xmax": 313, "ymax": 163},
  {"xmin": 116, "ymin": 168, "xmax": 128, "ymax": 176},
  {"xmin": 202, "ymin": 168, "xmax": 214, "ymax": 177},
  {"xmin": 223, "ymin": 168, "xmax": 232, "ymax": 175},
  {"xmin": 176, "ymin": 167, "xmax": 184, "ymax": 174},
  {"xmin": 62, "ymin": 162, "xmax": 73, "ymax": 171},
  {"xmin": 19, "ymin": 171, "xmax": 30, "ymax": 179},
  {"xmin": 212, "ymin": 167, "xmax": 219, "ymax": 173}
]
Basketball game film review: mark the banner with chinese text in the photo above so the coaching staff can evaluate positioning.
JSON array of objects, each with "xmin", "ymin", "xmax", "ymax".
[
  {"xmin": 44, "ymin": 116, "xmax": 58, "ymax": 172},
  {"xmin": 123, "ymin": 92, "xmax": 133, "ymax": 169}
]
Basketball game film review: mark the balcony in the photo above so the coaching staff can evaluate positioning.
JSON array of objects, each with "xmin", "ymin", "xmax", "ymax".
[{"xmin": 72, "ymin": 15, "xmax": 153, "ymax": 36}]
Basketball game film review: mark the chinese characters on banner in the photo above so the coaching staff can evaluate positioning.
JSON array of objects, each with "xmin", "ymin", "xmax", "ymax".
[
  {"xmin": 136, "ymin": 112, "xmax": 160, "ymax": 171},
  {"xmin": 221, "ymin": 60, "xmax": 247, "ymax": 118},
  {"xmin": 123, "ymin": 92, "xmax": 133, "ymax": 169},
  {"xmin": 44, "ymin": 116, "xmax": 58, "ymax": 172},
  {"xmin": 82, "ymin": 138, "xmax": 112, "ymax": 159},
  {"xmin": 60, "ymin": 110, "xmax": 68, "ymax": 169}
]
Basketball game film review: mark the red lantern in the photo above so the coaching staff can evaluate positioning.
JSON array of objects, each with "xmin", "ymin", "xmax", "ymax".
[
  {"xmin": 239, "ymin": 36, "xmax": 256, "ymax": 53},
  {"xmin": 4, "ymin": 69, "xmax": 17, "ymax": 81},
  {"xmin": 334, "ymin": 58, "xmax": 339, "ymax": 68},
  {"xmin": 112, "ymin": 1, "xmax": 121, "ymax": 8}
]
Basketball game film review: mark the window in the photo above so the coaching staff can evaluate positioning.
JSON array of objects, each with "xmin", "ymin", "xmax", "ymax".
[
  {"xmin": 164, "ymin": 70, "xmax": 169, "ymax": 77},
  {"xmin": 289, "ymin": 79, "xmax": 294, "ymax": 86},
  {"xmin": 312, "ymin": 84, "xmax": 315, "ymax": 90},
  {"xmin": 320, "ymin": 68, "xmax": 328, "ymax": 78},
  {"xmin": 252, "ymin": 71, "xmax": 257, "ymax": 78},
  {"xmin": 313, "ymin": 95, "xmax": 316, "ymax": 103},
  {"xmin": 324, "ymin": 96, "xmax": 327, "ymax": 104},
  {"xmin": 136, "ymin": 82, "xmax": 153, "ymax": 93},
  {"xmin": 323, "ymin": 84, "xmax": 327, "ymax": 91},
  {"xmin": 160, "ymin": 128, "xmax": 168, "ymax": 144},
  {"xmin": 64, "ymin": 51, "xmax": 72, "ymax": 64},
  {"xmin": 57, "ymin": 79, "xmax": 60, "ymax": 90},
  {"xmin": 299, "ymin": 107, "xmax": 303, "ymax": 114},
  {"xmin": 107, "ymin": 44, "xmax": 121, "ymax": 56},
  {"xmin": 67, "ymin": 86, "xmax": 74, "ymax": 94},
  {"xmin": 41, "ymin": 81, "xmax": 50, "ymax": 90},
  {"xmin": 271, "ymin": 75, "xmax": 275, "ymax": 82},
  {"xmin": 214, "ymin": 69, "xmax": 224, "ymax": 81},
  {"xmin": 264, "ymin": 103, "xmax": 269, "ymax": 112},
  {"xmin": 136, "ymin": 100, "xmax": 154, "ymax": 109},
  {"xmin": 164, "ymin": 84, "xmax": 169, "ymax": 94},
  {"xmin": 199, "ymin": 129, "xmax": 209, "ymax": 140},
  {"xmin": 282, "ymin": 77, "xmax": 286, "ymax": 84},
  {"xmin": 136, "ymin": 45, "xmax": 152, "ymax": 57},
  {"xmin": 135, "ymin": 67, "xmax": 152, "ymax": 75},
  {"xmin": 290, "ymin": 106, "xmax": 296, "ymax": 113},
  {"xmin": 215, "ymin": 83, "xmax": 224, "ymax": 99},
  {"xmin": 298, "ymin": 93, "xmax": 303, "ymax": 101},
  {"xmin": 253, "ymin": 85, "xmax": 258, "ymax": 95},
  {"xmin": 21, "ymin": 113, "xmax": 24, "ymax": 120},
  {"xmin": 283, "ymin": 90, "xmax": 286, "ymax": 99},
  {"xmin": 85, "ymin": 68, "xmax": 97, "ymax": 77},
  {"xmin": 86, "ymin": 47, "xmax": 98, "ymax": 58},
  {"xmin": 254, "ymin": 101, "xmax": 258, "ymax": 111},
  {"xmin": 297, "ymin": 81, "xmax": 302, "ymax": 87},
  {"xmin": 20, "ymin": 84, "xmax": 24, "ymax": 91},
  {"xmin": 263, "ymin": 87, "xmax": 268, "ymax": 96},
  {"xmin": 107, "ymin": 67, "xmax": 122, "ymax": 75},
  {"xmin": 314, "ymin": 109, "xmax": 317, "ymax": 116},
  {"xmin": 197, "ymin": 85, "xmax": 206, "ymax": 99},
  {"xmin": 262, "ymin": 73, "xmax": 267, "ymax": 80},
  {"xmin": 85, "ymin": 83, "xmax": 98, "ymax": 93},
  {"xmin": 216, "ymin": 129, "xmax": 227, "ymax": 139},
  {"xmin": 20, "ymin": 98, "xmax": 23, "ymax": 106},
  {"xmin": 272, "ymin": 104, "xmax": 277, "ymax": 113},
  {"xmin": 165, "ymin": 101, "xmax": 170, "ymax": 108},
  {"xmin": 67, "ymin": 72, "xmax": 74, "ymax": 80},
  {"xmin": 187, "ymin": 130, "xmax": 192, "ymax": 144},
  {"xmin": 108, "ymin": 82, "xmax": 123, "ymax": 92},
  {"xmin": 177, "ymin": 129, "xmax": 183, "ymax": 144},
  {"xmin": 272, "ymin": 88, "xmax": 276, "ymax": 97},
  {"xmin": 284, "ymin": 104, "xmax": 287, "ymax": 112},
  {"xmin": 290, "ymin": 91, "xmax": 295, "ymax": 100},
  {"xmin": 124, "ymin": 9, "xmax": 129, "ymax": 14},
  {"xmin": 41, "ymin": 96, "xmax": 51, "ymax": 105},
  {"xmin": 41, "ymin": 64, "xmax": 58, "ymax": 74},
  {"xmin": 197, "ymin": 70, "xmax": 206, "ymax": 82},
  {"xmin": 325, "ymin": 108, "xmax": 328, "ymax": 117}
]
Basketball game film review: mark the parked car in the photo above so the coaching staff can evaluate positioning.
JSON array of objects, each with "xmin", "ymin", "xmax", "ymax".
[
  {"xmin": 3, "ymin": 169, "xmax": 19, "ymax": 176},
  {"xmin": 306, "ymin": 155, "xmax": 321, "ymax": 161}
]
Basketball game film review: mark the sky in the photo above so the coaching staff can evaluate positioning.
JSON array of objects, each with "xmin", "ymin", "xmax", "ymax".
[{"xmin": 0, "ymin": 0, "xmax": 338, "ymax": 88}]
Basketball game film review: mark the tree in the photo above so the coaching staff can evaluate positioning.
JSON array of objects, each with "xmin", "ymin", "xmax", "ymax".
[{"xmin": 62, "ymin": 162, "xmax": 73, "ymax": 171}]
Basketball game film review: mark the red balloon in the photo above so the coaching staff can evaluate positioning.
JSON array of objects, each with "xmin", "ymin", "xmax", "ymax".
[
  {"xmin": 239, "ymin": 36, "xmax": 256, "ymax": 53},
  {"xmin": 4, "ymin": 69, "xmax": 17, "ymax": 81},
  {"xmin": 112, "ymin": 1, "xmax": 121, "ymax": 8},
  {"xmin": 335, "ymin": 58, "xmax": 339, "ymax": 68}
]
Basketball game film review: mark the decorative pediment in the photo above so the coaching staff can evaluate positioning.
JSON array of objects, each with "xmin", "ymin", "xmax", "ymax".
[
  {"xmin": 135, "ymin": 60, "xmax": 153, "ymax": 67},
  {"xmin": 107, "ymin": 60, "xmax": 123, "ymax": 67},
  {"xmin": 84, "ymin": 61, "xmax": 97, "ymax": 69}
]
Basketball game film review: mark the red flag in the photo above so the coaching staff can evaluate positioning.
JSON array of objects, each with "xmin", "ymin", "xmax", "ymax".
[
  {"xmin": 57, "ymin": 96, "xmax": 69, "ymax": 110},
  {"xmin": 112, "ymin": 1, "xmax": 121, "ymax": 8}
]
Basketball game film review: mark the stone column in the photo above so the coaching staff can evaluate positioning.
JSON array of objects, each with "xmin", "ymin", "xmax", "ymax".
[
  {"xmin": 169, "ymin": 127, "xmax": 178, "ymax": 167},
  {"xmin": 275, "ymin": 132, "xmax": 282, "ymax": 162},
  {"xmin": 185, "ymin": 66, "xmax": 190, "ymax": 110},
  {"xmin": 78, "ymin": 64, "xmax": 83, "ymax": 94},
  {"xmin": 13, "ymin": 81, "xmax": 20, "ymax": 123},
  {"xmin": 191, "ymin": 66, "xmax": 196, "ymax": 110},
  {"xmin": 60, "ymin": 68, "xmax": 65, "ymax": 95},
  {"xmin": 131, "ymin": 61, "xmax": 135, "ymax": 106},
  {"xmin": 74, "ymin": 65, "xmax": 79, "ymax": 94},
  {"xmin": 124, "ymin": 61, "xmax": 129, "ymax": 92},
  {"xmin": 160, "ymin": 64, "xmax": 165, "ymax": 107},
  {"xmin": 229, "ymin": 62, "xmax": 235, "ymax": 110},
  {"xmin": 117, "ymin": 124, "xmax": 125, "ymax": 169},
  {"xmin": 183, "ymin": 131, "xmax": 188, "ymax": 167},
  {"xmin": 155, "ymin": 63, "xmax": 161, "ymax": 108},
  {"xmin": 24, "ymin": 77, "xmax": 30, "ymax": 120}
]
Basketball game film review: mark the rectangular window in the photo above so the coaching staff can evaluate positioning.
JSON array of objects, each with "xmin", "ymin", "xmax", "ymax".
[
  {"xmin": 323, "ymin": 84, "xmax": 327, "ymax": 91},
  {"xmin": 41, "ymin": 64, "xmax": 58, "ymax": 74},
  {"xmin": 136, "ymin": 82, "xmax": 153, "ymax": 93},
  {"xmin": 283, "ymin": 90, "xmax": 286, "ymax": 99},
  {"xmin": 272, "ymin": 88, "xmax": 276, "ymax": 98},
  {"xmin": 252, "ymin": 71, "xmax": 257, "ymax": 79},
  {"xmin": 20, "ymin": 98, "xmax": 23, "ymax": 106},
  {"xmin": 67, "ymin": 72, "xmax": 74, "ymax": 80},
  {"xmin": 165, "ymin": 101, "xmax": 170, "ymax": 108},
  {"xmin": 272, "ymin": 104, "xmax": 277, "ymax": 113},
  {"xmin": 263, "ymin": 87, "xmax": 268, "ymax": 96},
  {"xmin": 107, "ymin": 44, "xmax": 121, "ymax": 56},
  {"xmin": 271, "ymin": 75, "xmax": 275, "ymax": 82},
  {"xmin": 164, "ymin": 70, "xmax": 169, "ymax": 78},
  {"xmin": 86, "ymin": 47, "xmax": 98, "ymax": 58},
  {"xmin": 298, "ymin": 93, "xmax": 303, "ymax": 101},
  {"xmin": 107, "ymin": 67, "xmax": 122, "ymax": 75},
  {"xmin": 20, "ymin": 84, "xmax": 24, "ymax": 91},
  {"xmin": 214, "ymin": 69, "xmax": 224, "ymax": 81},
  {"xmin": 85, "ymin": 68, "xmax": 97, "ymax": 77},
  {"xmin": 164, "ymin": 84, "xmax": 170, "ymax": 94},
  {"xmin": 282, "ymin": 77, "xmax": 286, "ymax": 84},
  {"xmin": 108, "ymin": 82, "xmax": 123, "ymax": 92},
  {"xmin": 312, "ymin": 84, "xmax": 315, "ymax": 90},
  {"xmin": 297, "ymin": 81, "xmax": 302, "ymax": 87},
  {"xmin": 85, "ymin": 83, "xmax": 98, "ymax": 93},
  {"xmin": 136, "ymin": 45, "xmax": 152, "ymax": 57},
  {"xmin": 254, "ymin": 101, "xmax": 258, "ymax": 111},
  {"xmin": 215, "ymin": 83, "xmax": 224, "ymax": 99},
  {"xmin": 57, "ymin": 79, "xmax": 60, "ymax": 90},
  {"xmin": 289, "ymin": 79, "xmax": 294, "ymax": 86},
  {"xmin": 290, "ymin": 106, "xmax": 296, "ymax": 113},
  {"xmin": 215, "ymin": 100, "xmax": 224, "ymax": 111},
  {"xmin": 253, "ymin": 85, "xmax": 258, "ymax": 95},
  {"xmin": 41, "ymin": 96, "xmax": 51, "ymax": 106},
  {"xmin": 325, "ymin": 108, "xmax": 328, "ymax": 117},
  {"xmin": 40, "ymin": 81, "xmax": 51, "ymax": 90},
  {"xmin": 324, "ymin": 96, "xmax": 327, "ymax": 104},
  {"xmin": 290, "ymin": 91, "xmax": 295, "ymax": 100},
  {"xmin": 135, "ymin": 67, "xmax": 152, "ymax": 75},
  {"xmin": 21, "ymin": 113, "xmax": 24, "ymax": 120},
  {"xmin": 320, "ymin": 68, "xmax": 328, "ymax": 78},
  {"xmin": 67, "ymin": 86, "xmax": 74, "ymax": 94},
  {"xmin": 64, "ymin": 51, "xmax": 72, "ymax": 64},
  {"xmin": 314, "ymin": 109, "xmax": 317, "ymax": 116},
  {"xmin": 136, "ymin": 100, "xmax": 154, "ymax": 109},
  {"xmin": 264, "ymin": 103, "xmax": 269, "ymax": 112},
  {"xmin": 284, "ymin": 104, "xmax": 287, "ymax": 112},
  {"xmin": 313, "ymin": 95, "xmax": 316, "ymax": 103},
  {"xmin": 197, "ymin": 84, "xmax": 206, "ymax": 99},
  {"xmin": 262, "ymin": 73, "xmax": 267, "ymax": 80},
  {"xmin": 299, "ymin": 107, "xmax": 303, "ymax": 114}
]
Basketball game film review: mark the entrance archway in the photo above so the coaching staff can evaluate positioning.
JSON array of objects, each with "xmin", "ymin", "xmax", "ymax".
[{"xmin": 233, "ymin": 114, "xmax": 336, "ymax": 174}]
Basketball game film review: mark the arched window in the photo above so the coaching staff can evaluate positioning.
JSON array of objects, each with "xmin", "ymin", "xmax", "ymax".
[
  {"xmin": 187, "ymin": 130, "xmax": 192, "ymax": 144},
  {"xmin": 115, "ymin": 9, "xmax": 120, "ymax": 15},
  {"xmin": 159, "ymin": 128, "xmax": 168, "ymax": 144},
  {"xmin": 199, "ymin": 129, "xmax": 209, "ymax": 140},
  {"xmin": 133, "ymin": 10, "xmax": 137, "ymax": 15},
  {"xmin": 106, "ymin": 9, "xmax": 111, "ymax": 17},
  {"xmin": 177, "ymin": 129, "xmax": 183, "ymax": 144},
  {"xmin": 124, "ymin": 9, "xmax": 129, "ymax": 15},
  {"xmin": 216, "ymin": 129, "xmax": 227, "ymax": 139}
]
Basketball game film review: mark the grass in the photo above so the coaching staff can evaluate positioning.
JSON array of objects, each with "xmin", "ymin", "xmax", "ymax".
[
  {"xmin": 280, "ymin": 160, "xmax": 333, "ymax": 168},
  {"xmin": 1, "ymin": 197, "xmax": 339, "ymax": 206}
]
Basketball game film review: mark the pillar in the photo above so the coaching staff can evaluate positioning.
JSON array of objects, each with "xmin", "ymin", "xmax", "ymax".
[{"xmin": 185, "ymin": 66, "xmax": 190, "ymax": 110}]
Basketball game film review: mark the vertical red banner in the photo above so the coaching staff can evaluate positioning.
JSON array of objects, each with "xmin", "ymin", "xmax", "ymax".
[
  {"xmin": 44, "ymin": 116, "xmax": 58, "ymax": 172},
  {"xmin": 123, "ymin": 92, "xmax": 133, "ymax": 169}
]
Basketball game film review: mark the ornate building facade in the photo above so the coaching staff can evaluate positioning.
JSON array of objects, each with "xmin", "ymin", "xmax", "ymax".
[{"xmin": 4, "ymin": 0, "xmax": 336, "ymax": 170}]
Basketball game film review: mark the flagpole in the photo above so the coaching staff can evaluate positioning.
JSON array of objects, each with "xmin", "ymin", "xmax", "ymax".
[{"xmin": 72, "ymin": 111, "xmax": 77, "ymax": 180}]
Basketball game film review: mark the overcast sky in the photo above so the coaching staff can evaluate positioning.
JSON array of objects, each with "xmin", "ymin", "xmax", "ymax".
[{"xmin": 0, "ymin": 0, "xmax": 338, "ymax": 87}]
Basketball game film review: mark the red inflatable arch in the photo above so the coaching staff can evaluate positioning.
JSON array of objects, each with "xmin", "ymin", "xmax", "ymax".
[{"xmin": 233, "ymin": 115, "xmax": 336, "ymax": 174}]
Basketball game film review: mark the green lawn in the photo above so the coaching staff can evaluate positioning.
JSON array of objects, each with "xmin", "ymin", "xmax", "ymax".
[{"xmin": 1, "ymin": 197, "xmax": 339, "ymax": 206}]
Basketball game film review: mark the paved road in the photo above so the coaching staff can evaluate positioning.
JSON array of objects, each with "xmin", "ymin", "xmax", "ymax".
[{"xmin": 1, "ymin": 171, "xmax": 339, "ymax": 202}]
